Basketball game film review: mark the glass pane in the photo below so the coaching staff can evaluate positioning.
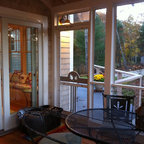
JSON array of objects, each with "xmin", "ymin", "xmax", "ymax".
[
  {"xmin": 93, "ymin": 8, "xmax": 106, "ymax": 92},
  {"xmin": 60, "ymin": 29, "xmax": 88, "ymax": 77},
  {"xmin": 58, "ymin": 11, "xmax": 89, "ymax": 25},
  {"xmin": 115, "ymin": 2, "xmax": 144, "ymax": 107},
  {"xmin": 9, "ymin": 53, "xmax": 21, "ymax": 72},
  {"xmin": 60, "ymin": 29, "xmax": 88, "ymax": 112},
  {"xmin": 94, "ymin": 8, "xmax": 106, "ymax": 67},
  {"xmin": 27, "ymin": 53, "xmax": 32, "ymax": 73},
  {"xmin": 72, "ymin": 11, "xmax": 89, "ymax": 23},
  {"xmin": 9, "ymin": 24, "xmax": 38, "ymax": 114}
]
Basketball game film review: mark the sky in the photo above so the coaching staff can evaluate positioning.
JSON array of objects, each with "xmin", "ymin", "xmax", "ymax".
[
  {"xmin": 97, "ymin": 2, "xmax": 144, "ymax": 24},
  {"xmin": 117, "ymin": 2, "xmax": 144, "ymax": 23}
]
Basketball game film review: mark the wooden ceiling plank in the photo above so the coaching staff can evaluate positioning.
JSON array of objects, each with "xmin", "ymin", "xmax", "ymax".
[
  {"xmin": 61, "ymin": 0, "xmax": 67, "ymax": 3},
  {"xmin": 40, "ymin": 0, "xmax": 52, "ymax": 10},
  {"xmin": 52, "ymin": 0, "xmax": 144, "ymax": 14}
]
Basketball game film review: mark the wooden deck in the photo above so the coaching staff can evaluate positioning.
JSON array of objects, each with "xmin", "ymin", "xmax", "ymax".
[{"xmin": 0, "ymin": 129, "xmax": 31, "ymax": 144}]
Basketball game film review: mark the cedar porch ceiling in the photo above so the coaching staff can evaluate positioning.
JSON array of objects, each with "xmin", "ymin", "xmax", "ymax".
[
  {"xmin": 40, "ymin": 0, "xmax": 83, "ymax": 8},
  {"xmin": 0, "ymin": 0, "xmax": 82, "ymax": 16}
]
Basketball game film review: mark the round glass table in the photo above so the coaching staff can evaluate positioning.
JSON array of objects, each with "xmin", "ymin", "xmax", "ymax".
[{"xmin": 65, "ymin": 108, "xmax": 138, "ymax": 144}]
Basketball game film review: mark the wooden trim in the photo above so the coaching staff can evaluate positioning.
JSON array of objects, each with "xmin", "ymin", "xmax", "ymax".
[
  {"xmin": 53, "ymin": 30, "xmax": 60, "ymax": 106},
  {"xmin": 0, "ymin": 19, "xmax": 3, "ymax": 130},
  {"xmin": 2, "ymin": 18, "xmax": 11, "ymax": 130},
  {"xmin": 87, "ymin": 10, "xmax": 95, "ymax": 108},
  {"xmin": 104, "ymin": 4, "xmax": 116, "ymax": 95},
  {"xmin": 20, "ymin": 26, "xmax": 27, "ymax": 74},
  {"xmin": 54, "ymin": 22, "xmax": 89, "ymax": 31},
  {"xmin": 60, "ymin": 81, "xmax": 88, "ymax": 88}
]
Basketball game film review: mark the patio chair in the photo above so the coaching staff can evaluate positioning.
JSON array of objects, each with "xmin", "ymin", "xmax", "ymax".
[{"xmin": 102, "ymin": 93, "xmax": 135, "ymax": 112}]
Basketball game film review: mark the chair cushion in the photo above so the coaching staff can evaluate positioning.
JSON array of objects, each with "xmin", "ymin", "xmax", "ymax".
[
  {"xmin": 25, "ymin": 72, "xmax": 32, "ymax": 85},
  {"xmin": 19, "ymin": 73, "xmax": 28, "ymax": 84},
  {"xmin": 10, "ymin": 71, "xmax": 21, "ymax": 83}
]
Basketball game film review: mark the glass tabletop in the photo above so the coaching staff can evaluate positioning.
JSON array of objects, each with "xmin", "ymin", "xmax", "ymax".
[{"xmin": 65, "ymin": 108, "xmax": 137, "ymax": 144}]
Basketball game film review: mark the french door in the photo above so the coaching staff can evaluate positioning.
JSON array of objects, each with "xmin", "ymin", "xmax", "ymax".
[{"xmin": 0, "ymin": 18, "xmax": 42, "ymax": 131}]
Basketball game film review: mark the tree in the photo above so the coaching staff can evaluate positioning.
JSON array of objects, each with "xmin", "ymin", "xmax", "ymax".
[
  {"xmin": 122, "ymin": 16, "xmax": 140, "ymax": 65},
  {"xmin": 74, "ymin": 12, "xmax": 106, "ymax": 74},
  {"xmin": 116, "ymin": 20, "xmax": 126, "ymax": 69},
  {"xmin": 137, "ymin": 23, "xmax": 144, "ymax": 56},
  {"xmin": 94, "ymin": 13, "xmax": 105, "ymax": 66},
  {"xmin": 74, "ymin": 30, "xmax": 86, "ymax": 74}
]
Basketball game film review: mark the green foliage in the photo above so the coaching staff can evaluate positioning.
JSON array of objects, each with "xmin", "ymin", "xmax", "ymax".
[
  {"xmin": 122, "ymin": 16, "xmax": 140, "ymax": 66},
  {"xmin": 122, "ymin": 88, "xmax": 135, "ymax": 96},
  {"xmin": 74, "ymin": 14, "xmax": 143, "ymax": 72},
  {"xmin": 94, "ymin": 14, "xmax": 105, "ymax": 66},
  {"xmin": 74, "ymin": 14, "xmax": 106, "ymax": 73},
  {"xmin": 137, "ymin": 23, "xmax": 144, "ymax": 56},
  {"xmin": 80, "ymin": 75, "xmax": 88, "ymax": 79},
  {"xmin": 115, "ymin": 20, "xmax": 124, "ymax": 68},
  {"xmin": 116, "ymin": 15, "xmax": 141, "ymax": 69},
  {"xmin": 74, "ymin": 30, "xmax": 85, "ymax": 64},
  {"xmin": 74, "ymin": 30, "xmax": 86, "ymax": 74}
]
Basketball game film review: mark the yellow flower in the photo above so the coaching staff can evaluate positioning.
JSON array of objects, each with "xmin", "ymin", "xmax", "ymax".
[{"xmin": 94, "ymin": 74, "xmax": 104, "ymax": 81}]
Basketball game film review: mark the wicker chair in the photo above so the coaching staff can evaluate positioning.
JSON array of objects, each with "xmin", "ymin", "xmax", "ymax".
[{"xmin": 102, "ymin": 93, "xmax": 135, "ymax": 112}]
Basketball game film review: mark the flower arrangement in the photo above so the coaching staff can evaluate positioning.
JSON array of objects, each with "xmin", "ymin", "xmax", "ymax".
[{"xmin": 94, "ymin": 74, "xmax": 104, "ymax": 82}]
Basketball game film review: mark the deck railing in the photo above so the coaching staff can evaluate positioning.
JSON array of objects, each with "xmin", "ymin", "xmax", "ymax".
[{"xmin": 94, "ymin": 64, "xmax": 143, "ymax": 107}]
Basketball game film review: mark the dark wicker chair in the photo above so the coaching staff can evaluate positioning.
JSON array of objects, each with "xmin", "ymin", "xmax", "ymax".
[{"xmin": 102, "ymin": 93, "xmax": 135, "ymax": 112}]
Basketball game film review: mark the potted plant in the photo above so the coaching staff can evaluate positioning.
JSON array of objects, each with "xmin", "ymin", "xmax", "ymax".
[{"xmin": 94, "ymin": 74, "xmax": 104, "ymax": 91}]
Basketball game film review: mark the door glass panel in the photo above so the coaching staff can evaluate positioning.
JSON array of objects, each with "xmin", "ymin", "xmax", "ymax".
[
  {"xmin": 60, "ymin": 29, "xmax": 88, "ymax": 111},
  {"xmin": 60, "ymin": 29, "xmax": 88, "ymax": 77},
  {"xmin": 8, "ymin": 24, "xmax": 38, "ymax": 114}
]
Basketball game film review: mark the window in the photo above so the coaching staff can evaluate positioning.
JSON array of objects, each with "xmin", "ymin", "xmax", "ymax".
[
  {"xmin": 58, "ymin": 11, "xmax": 89, "ymax": 25},
  {"xmin": 114, "ymin": 2, "xmax": 144, "ymax": 108},
  {"xmin": 94, "ymin": 8, "xmax": 106, "ymax": 80},
  {"xmin": 8, "ymin": 25, "xmax": 21, "ymax": 72}
]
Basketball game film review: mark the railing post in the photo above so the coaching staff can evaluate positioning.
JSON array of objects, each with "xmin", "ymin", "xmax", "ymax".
[
  {"xmin": 70, "ymin": 86, "xmax": 76, "ymax": 112},
  {"xmin": 117, "ymin": 72, "xmax": 122, "ymax": 95},
  {"xmin": 139, "ymin": 77, "xmax": 142, "ymax": 107}
]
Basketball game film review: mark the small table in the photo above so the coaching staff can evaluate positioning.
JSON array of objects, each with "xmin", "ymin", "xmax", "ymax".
[{"xmin": 65, "ymin": 108, "xmax": 139, "ymax": 144}]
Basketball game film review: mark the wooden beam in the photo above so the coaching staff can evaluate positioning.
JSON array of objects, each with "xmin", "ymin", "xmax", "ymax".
[{"xmin": 104, "ymin": 3, "xmax": 116, "ymax": 95}]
